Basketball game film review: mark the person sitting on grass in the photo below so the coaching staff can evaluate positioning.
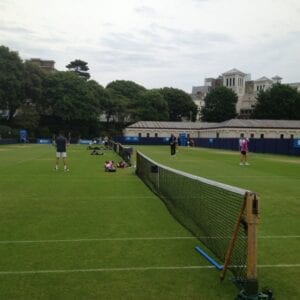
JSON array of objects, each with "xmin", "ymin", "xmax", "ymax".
[
  {"xmin": 104, "ymin": 160, "xmax": 116, "ymax": 172},
  {"xmin": 116, "ymin": 161, "xmax": 128, "ymax": 168},
  {"xmin": 90, "ymin": 149, "xmax": 103, "ymax": 155}
]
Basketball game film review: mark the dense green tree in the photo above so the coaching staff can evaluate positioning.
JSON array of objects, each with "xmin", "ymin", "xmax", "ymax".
[
  {"xmin": 106, "ymin": 80, "xmax": 146, "ymax": 100},
  {"xmin": 0, "ymin": 45, "xmax": 24, "ymax": 120},
  {"xmin": 201, "ymin": 86, "xmax": 238, "ymax": 122},
  {"xmin": 42, "ymin": 71, "xmax": 100, "ymax": 122},
  {"xmin": 13, "ymin": 104, "xmax": 40, "ymax": 131},
  {"xmin": 66, "ymin": 59, "xmax": 90, "ymax": 80},
  {"xmin": 105, "ymin": 88, "xmax": 130, "ymax": 123},
  {"xmin": 251, "ymin": 83, "xmax": 300, "ymax": 120},
  {"xmin": 134, "ymin": 89, "xmax": 169, "ymax": 121},
  {"xmin": 105, "ymin": 81, "xmax": 146, "ymax": 123},
  {"xmin": 86, "ymin": 80, "xmax": 108, "ymax": 111},
  {"xmin": 159, "ymin": 87, "xmax": 197, "ymax": 121},
  {"xmin": 23, "ymin": 61, "xmax": 46, "ymax": 109}
]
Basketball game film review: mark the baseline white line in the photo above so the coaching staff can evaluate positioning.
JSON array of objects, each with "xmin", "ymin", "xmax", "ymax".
[
  {"xmin": 0, "ymin": 237, "xmax": 196, "ymax": 244},
  {"xmin": 0, "ymin": 266, "xmax": 213, "ymax": 275},
  {"xmin": 258, "ymin": 264, "xmax": 300, "ymax": 268},
  {"xmin": 0, "ymin": 236, "xmax": 299, "ymax": 244},
  {"xmin": 258, "ymin": 235, "xmax": 300, "ymax": 239},
  {"xmin": 0, "ymin": 264, "xmax": 299, "ymax": 275}
]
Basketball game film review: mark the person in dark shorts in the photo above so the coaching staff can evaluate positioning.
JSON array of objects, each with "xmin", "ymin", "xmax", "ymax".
[
  {"xmin": 169, "ymin": 133, "xmax": 177, "ymax": 156},
  {"xmin": 54, "ymin": 131, "xmax": 69, "ymax": 171}
]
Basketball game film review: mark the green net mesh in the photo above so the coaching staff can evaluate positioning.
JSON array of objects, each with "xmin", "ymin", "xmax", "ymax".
[
  {"xmin": 136, "ymin": 151, "xmax": 249, "ymax": 281},
  {"xmin": 109, "ymin": 141, "xmax": 133, "ymax": 166}
]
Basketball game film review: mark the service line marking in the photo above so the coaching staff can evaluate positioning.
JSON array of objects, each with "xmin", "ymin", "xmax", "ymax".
[
  {"xmin": 0, "ymin": 264, "xmax": 300, "ymax": 275},
  {"xmin": 0, "ymin": 236, "xmax": 299, "ymax": 244}
]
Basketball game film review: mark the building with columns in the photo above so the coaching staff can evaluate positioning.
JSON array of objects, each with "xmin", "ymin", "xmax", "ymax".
[{"xmin": 191, "ymin": 68, "xmax": 300, "ymax": 120}]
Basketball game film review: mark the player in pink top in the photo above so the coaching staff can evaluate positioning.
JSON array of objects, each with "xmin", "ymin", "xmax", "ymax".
[{"xmin": 239, "ymin": 137, "xmax": 249, "ymax": 165}]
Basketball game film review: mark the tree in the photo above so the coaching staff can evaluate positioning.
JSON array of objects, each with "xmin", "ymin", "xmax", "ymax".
[
  {"xmin": 106, "ymin": 80, "xmax": 146, "ymax": 100},
  {"xmin": 0, "ymin": 45, "xmax": 24, "ymax": 120},
  {"xmin": 105, "ymin": 88, "xmax": 130, "ymax": 123},
  {"xmin": 159, "ymin": 87, "xmax": 198, "ymax": 121},
  {"xmin": 66, "ymin": 59, "xmax": 90, "ymax": 80},
  {"xmin": 134, "ymin": 89, "xmax": 169, "ymax": 121},
  {"xmin": 86, "ymin": 80, "xmax": 108, "ymax": 112},
  {"xmin": 23, "ymin": 60, "xmax": 46, "ymax": 110},
  {"xmin": 251, "ymin": 83, "xmax": 300, "ymax": 120},
  {"xmin": 105, "ymin": 80, "xmax": 146, "ymax": 122},
  {"xmin": 13, "ymin": 104, "xmax": 40, "ymax": 131},
  {"xmin": 42, "ymin": 71, "xmax": 100, "ymax": 122},
  {"xmin": 201, "ymin": 86, "xmax": 238, "ymax": 122}
]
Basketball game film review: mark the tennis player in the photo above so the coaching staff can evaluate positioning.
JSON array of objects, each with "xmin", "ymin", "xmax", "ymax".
[
  {"xmin": 169, "ymin": 133, "xmax": 177, "ymax": 156},
  {"xmin": 54, "ymin": 131, "xmax": 69, "ymax": 171},
  {"xmin": 239, "ymin": 137, "xmax": 249, "ymax": 165}
]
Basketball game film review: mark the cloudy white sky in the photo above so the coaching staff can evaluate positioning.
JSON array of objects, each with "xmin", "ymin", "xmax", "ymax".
[{"xmin": 0, "ymin": 0, "xmax": 299, "ymax": 92}]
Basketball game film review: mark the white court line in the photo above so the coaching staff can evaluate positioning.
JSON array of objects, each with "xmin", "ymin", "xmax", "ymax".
[
  {"xmin": 0, "ymin": 264, "xmax": 299, "ymax": 275},
  {"xmin": 0, "ymin": 196, "xmax": 156, "ymax": 200},
  {"xmin": 0, "ymin": 236, "xmax": 299, "ymax": 244}
]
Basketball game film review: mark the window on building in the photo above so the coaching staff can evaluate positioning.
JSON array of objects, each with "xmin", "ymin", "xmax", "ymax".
[
  {"xmin": 155, "ymin": 133, "xmax": 158, "ymax": 138},
  {"xmin": 240, "ymin": 133, "xmax": 244, "ymax": 138},
  {"xmin": 250, "ymin": 133, "xmax": 254, "ymax": 138},
  {"xmin": 216, "ymin": 132, "xmax": 220, "ymax": 138},
  {"xmin": 229, "ymin": 78, "xmax": 232, "ymax": 86},
  {"xmin": 233, "ymin": 78, "xmax": 235, "ymax": 86},
  {"xmin": 260, "ymin": 134, "xmax": 264, "ymax": 139},
  {"xmin": 280, "ymin": 134, "xmax": 284, "ymax": 139},
  {"xmin": 226, "ymin": 78, "xmax": 228, "ymax": 86},
  {"xmin": 138, "ymin": 133, "xmax": 142, "ymax": 138},
  {"xmin": 146, "ymin": 133, "xmax": 150, "ymax": 138},
  {"xmin": 290, "ymin": 134, "xmax": 294, "ymax": 139}
]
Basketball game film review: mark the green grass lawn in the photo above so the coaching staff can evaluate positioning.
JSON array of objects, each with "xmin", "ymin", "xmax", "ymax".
[{"xmin": 0, "ymin": 144, "xmax": 299, "ymax": 299}]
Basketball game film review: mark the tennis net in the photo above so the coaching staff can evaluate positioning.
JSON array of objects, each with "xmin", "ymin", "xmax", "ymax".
[
  {"xmin": 109, "ymin": 140, "xmax": 133, "ymax": 166},
  {"xmin": 136, "ymin": 150, "xmax": 259, "ymax": 292}
]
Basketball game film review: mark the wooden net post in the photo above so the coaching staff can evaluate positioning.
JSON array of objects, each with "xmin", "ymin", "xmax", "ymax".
[
  {"xmin": 244, "ymin": 192, "xmax": 259, "ymax": 296},
  {"xmin": 220, "ymin": 191, "xmax": 259, "ymax": 295}
]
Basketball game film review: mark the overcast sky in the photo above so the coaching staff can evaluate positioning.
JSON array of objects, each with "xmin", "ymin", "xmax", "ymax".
[{"xmin": 0, "ymin": 0, "xmax": 299, "ymax": 92}]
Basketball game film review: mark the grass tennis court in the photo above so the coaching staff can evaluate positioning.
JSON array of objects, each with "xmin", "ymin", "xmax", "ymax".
[{"xmin": 0, "ymin": 144, "xmax": 299, "ymax": 299}]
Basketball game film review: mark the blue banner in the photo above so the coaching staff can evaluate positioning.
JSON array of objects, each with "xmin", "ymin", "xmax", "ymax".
[
  {"xmin": 19, "ymin": 129, "xmax": 28, "ymax": 142},
  {"xmin": 37, "ymin": 139, "xmax": 52, "ymax": 144},
  {"xmin": 124, "ymin": 136, "xmax": 139, "ymax": 142},
  {"xmin": 79, "ymin": 139, "xmax": 93, "ymax": 144},
  {"xmin": 179, "ymin": 133, "xmax": 187, "ymax": 146},
  {"xmin": 293, "ymin": 139, "xmax": 300, "ymax": 148}
]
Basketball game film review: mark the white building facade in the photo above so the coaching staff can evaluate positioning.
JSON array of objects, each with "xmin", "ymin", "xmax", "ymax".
[
  {"xmin": 124, "ymin": 120, "xmax": 300, "ymax": 139},
  {"xmin": 192, "ymin": 68, "xmax": 300, "ymax": 120}
]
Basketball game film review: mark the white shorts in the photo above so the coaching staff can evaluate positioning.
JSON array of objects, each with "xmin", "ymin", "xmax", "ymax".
[{"xmin": 56, "ymin": 152, "xmax": 67, "ymax": 158}]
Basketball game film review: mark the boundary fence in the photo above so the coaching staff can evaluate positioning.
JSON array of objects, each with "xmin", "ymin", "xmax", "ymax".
[{"xmin": 112, "ymin": 136, "xmax": 300, "ymax": 156}]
